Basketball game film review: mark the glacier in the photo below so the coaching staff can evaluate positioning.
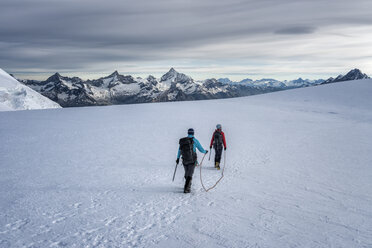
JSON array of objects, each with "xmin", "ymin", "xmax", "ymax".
[{"xmin": 0, "ymin": 79, "xmax": 371, "ymax": 247}]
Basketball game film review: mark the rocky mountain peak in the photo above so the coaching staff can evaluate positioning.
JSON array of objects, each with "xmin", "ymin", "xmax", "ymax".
[
  {"xmin": 323, "ymin": 68, "xmax": 369, "ymax": 84},
  {"xmin": 160, "ymin": 68, "xmax": 191, "ymax": 85},
  {"xmin": 161, "ymin": 68, "xmax": 178, "ymax": 81},
  {"xmin": 344, "ymin": 68, "xmax": 369, "ymax": 80},
  {"xmin": 109, "ymin": 70, "xmax": 119, "ymax": 77},
  {"xmin": 217, "ymin": 78, "xmax": 232, "ymax": 84},
  {"xmin": 168, "ymin": 67, "xmax": 177, "ymax": 73},
  {"xmin": 46, "ymin": 72, "xmax": 62, "ymax": 82}
]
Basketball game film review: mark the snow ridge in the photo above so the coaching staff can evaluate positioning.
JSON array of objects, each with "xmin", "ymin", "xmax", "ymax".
[{"xmin": 0, "ymin": 68, "xmax": 61, "ymax": 111}]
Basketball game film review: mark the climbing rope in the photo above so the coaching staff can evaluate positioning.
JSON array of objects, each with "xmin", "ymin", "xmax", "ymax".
[{"xmin": 199, "ymin": 150, "xmax": 226, "ymax": 192}]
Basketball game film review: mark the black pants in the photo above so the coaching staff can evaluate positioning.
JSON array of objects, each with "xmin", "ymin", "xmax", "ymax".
[
  {"xmin": 214, "ymin": 145, "xmax": 223, "ymax": 163},
  {"xmin": 183, "ymin": 163, "xmax": 196, "ymax": 179}
]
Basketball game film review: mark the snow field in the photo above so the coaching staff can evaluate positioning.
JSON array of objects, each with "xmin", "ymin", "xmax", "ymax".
[{"xmin": 0, "ymin": 79, "xmax": 372, "ymax": 247}]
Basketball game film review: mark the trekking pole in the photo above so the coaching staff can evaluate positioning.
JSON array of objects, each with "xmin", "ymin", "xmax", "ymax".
[
  {"xmin": 172, "ymin": 162, "xmax": 178, "ymax": 182},
  {"xmin": 208, "ymin": 148, "xmax": 212, "ymax": 161}
]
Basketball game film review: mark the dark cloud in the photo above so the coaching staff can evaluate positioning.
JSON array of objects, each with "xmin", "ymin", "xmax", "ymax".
[
  {"xmin": 1, "ymin": 0, "xmax": 372, "ymax": 79},
  {"xmin": 275, "ymin": 26, "xmax": 316, "ymax": 35}
]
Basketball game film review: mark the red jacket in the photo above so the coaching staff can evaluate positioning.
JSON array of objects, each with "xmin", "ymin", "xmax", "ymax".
[{"xmin": 210, "ymin": 130, "xmax": 226, "ymax": 148}]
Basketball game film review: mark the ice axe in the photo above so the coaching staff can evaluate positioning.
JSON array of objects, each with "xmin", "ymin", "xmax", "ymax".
[{"xmin": 172, "ymin": 161, "xmax": 179, "ymax": 182}]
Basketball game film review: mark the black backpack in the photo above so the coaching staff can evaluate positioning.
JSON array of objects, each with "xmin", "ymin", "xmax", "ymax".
[
  {"xmin": 213, "ymin": 131, "xmax": 223, "ymax": 149},
  {"xmin": 179, "ymin": 137, "xmax": 196, "ymax": 165}
]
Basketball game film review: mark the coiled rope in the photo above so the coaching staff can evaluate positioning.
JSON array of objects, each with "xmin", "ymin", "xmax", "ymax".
[{"xmin": 199, "ymin": 150, "xmax": 226, "ymax": 192}]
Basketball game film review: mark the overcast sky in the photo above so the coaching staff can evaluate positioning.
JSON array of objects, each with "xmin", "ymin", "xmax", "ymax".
[{"xmin": 1, "ymin": 0, "xmax": 372, "ymax": 80}]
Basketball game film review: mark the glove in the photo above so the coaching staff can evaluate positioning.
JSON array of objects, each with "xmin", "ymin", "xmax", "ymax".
[
  {"xmin": 205, "ymin": 150, "xmax": 208, "ymax": 154},
  {"xmin": 176, "ymin": 158, "xmax": 179, "ymax": 164},
  {"xmin": 224, "ymin": 147, "xmax": 226, "ymax": 150},
  {"xmin": 210, "ymin": 146, "xmax": 212, "ymax": 149}
]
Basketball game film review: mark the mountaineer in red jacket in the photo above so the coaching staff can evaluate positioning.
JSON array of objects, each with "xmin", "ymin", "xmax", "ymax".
[{"xmin": 210, "ymin": 124, "xmax": 226, "ymax": 170}]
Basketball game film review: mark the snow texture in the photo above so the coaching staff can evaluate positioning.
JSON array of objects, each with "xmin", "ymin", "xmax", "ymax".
[
  {"xmin": 0, "ymin": 69, "xmax": 61, "ymax": 111},
  {"xmin": 0, "ymin": 79, "xmax": 372, "ymax": 247}
]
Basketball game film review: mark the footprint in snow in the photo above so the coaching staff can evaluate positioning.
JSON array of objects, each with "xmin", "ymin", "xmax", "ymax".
[
  {"xmin": 52, "ymin": 217, "xmax": 66, "ymax": 224},
  {"xmin": 5, "ymin": 219, "xmax": 29, "ymax": 231}
]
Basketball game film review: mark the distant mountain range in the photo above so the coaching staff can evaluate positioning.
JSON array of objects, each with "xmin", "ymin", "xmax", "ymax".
[{"xmin": 18, "ymin": 68, "xmax": 369, "ymax": 107}]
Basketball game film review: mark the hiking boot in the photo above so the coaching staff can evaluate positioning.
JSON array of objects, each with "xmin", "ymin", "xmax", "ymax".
[
  {"xmin": 216, "ymin": 162, "xmax": 220, "ymax": 170},
  {"xmin": 184, "ymin": 177, "xmax": 192, "ymax": 193}
]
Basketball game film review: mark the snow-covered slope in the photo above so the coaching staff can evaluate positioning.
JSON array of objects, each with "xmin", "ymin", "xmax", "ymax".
[
  {"xmin": 0, "ymin": 68, "xmax": 61, "ymax": 111},
  {"xmin": 0, "ymin": 79, "xmax": 371, "ymax": 247}
]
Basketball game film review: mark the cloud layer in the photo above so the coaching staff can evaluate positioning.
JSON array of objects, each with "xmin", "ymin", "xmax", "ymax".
[{"xmin": 1, "ymin": 0, "xmax": 372, "ymax": 80}]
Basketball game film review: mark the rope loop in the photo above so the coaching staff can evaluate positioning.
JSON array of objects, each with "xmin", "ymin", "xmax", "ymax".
[{"xmin": 199, "ymin": 150, "xmax": 226, "ymax": 192}]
